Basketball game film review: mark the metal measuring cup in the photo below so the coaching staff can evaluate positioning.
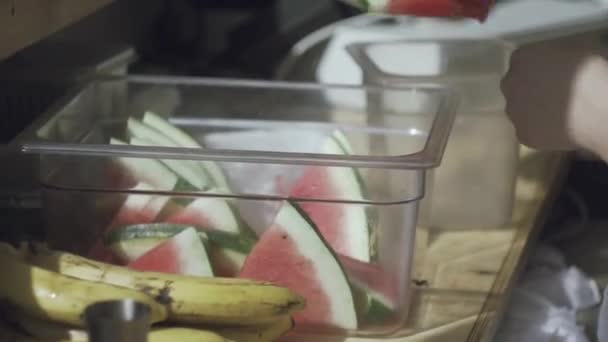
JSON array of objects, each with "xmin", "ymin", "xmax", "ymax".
[{"xmin": 84, "ymin": 300, "xmax": 151, "ymax": 342}]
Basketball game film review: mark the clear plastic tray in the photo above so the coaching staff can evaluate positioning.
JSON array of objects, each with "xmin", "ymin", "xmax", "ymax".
[{"xmin": 13, "ymin": 75, "xmax": 457, "ymax": 337}]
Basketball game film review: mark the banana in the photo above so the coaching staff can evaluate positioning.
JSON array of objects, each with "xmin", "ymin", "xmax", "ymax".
[
  {"xmin": 150, "ymin": 328, "xmax": 226, "ymax": 342},
  {"xmin": 16, "ymin": 314, "xmax": 226, "ymax": 342},
  {"xmin": 13, "ymin": 311, "xmax": 87, "ymax": 341},
  {"xmin": 27, "ymin": 247, "xmax": 305, "ymax": 326},
  {"xmin": 213, "ymin": 316, "xmax": 295, "ymax": 342},
  {"xmin": 0, "ymin": 253, "xmax": 167, "ymax": 327}
]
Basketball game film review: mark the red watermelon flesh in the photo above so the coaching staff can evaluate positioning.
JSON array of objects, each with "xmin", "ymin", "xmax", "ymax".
[
  {"xmin": 242, "ymin": 225, "xmax": 332, "ymax": 326},
  {"xmin": 128, "ymin": 227, "xmax": 213, "ymax": 277},
  {"xmin": 240, "ymin": 202, "xmax": 357, "ymax": 330},
  {"xmin": 287, "ymin": 137, "xmax": 370, "ymax": 263},
  {"xmin": 339, "ymin": 255, "xmax": 399, "ymax": 305},
  {"xmin": 87, "ymin": 183, "xmax": 168, "ymax": 263},
  {"xmin": 290, "ymin": 167, "xmax": 351, "ymax": 257},
  {"xmin": 387, "ymin": 0, "xmax": 493, "ymax": 21},
  {"xmin": 87, "ymin": 183, "xmax": 162, "ymax": 261}
]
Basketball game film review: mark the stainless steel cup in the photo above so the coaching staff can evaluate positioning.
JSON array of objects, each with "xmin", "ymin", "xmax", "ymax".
[{"xmin": 84, "ymin": 300, "xmax": 151, "ymax": 342}]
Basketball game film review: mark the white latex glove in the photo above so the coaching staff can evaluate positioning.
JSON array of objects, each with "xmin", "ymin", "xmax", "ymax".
[{"xmin": 501, "ymin": 33, "xmax": 608, "ymax": 162}]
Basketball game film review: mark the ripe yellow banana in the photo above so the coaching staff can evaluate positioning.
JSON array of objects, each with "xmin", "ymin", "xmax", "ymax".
[
  {"xmin": 16, "ymin": 313, "xmax": 227, "ymax": 342},
  {"xmin": 150, "ymin": 328, "xmax": 226, "ymax": 342},
  {"xmin": 0, "ymin": 253, "xmax": 167, "ymax": 327},
  {"xmin": 213, "ymin": 315, "xmax": 294, "ymax": 342},
  {"xmin": 13, "ymin": 310, "xmax": 87, "ymax": 341},
  {"xmin": 27, "ymin": 247, "xmax": 305, "ymax": 326}
]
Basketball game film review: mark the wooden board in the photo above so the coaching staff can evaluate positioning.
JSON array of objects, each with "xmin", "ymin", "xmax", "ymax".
[{"xmin": 0, "ymin": 0, "xmax": 114, "ymax": 60}]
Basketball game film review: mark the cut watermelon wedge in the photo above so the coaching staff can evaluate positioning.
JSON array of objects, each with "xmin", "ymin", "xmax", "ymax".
[
  {"xmin": 240, "ymin": 201, "xmax": 358, "ymax": 330},
  {"xmin": 87, "ymin": 182, "xmax": 169, "ymax": 262},
  {"xmin": 104, "ymin": 223, "xmax": 204, "ymax": 262},
  {"xmin": 387, "ymin": 0, "xmax": 492, "ymax": 21},
  {"xmin": 165, "ymin": 197, "xmax": 242, "ymax": 235},
  {"xmin": 129, "ymin": 136, "xmax": 210, "ymax": 190},
  {"xmin": 141, "ymin": 111, "xmax": 230, "ymax": 191},
  {"xmin": 109, "ymin": 138, "xmax": 183, "ymax": 191},
  {"xmin": 129, "ymin": 227, "xmax": 214, "ymax": 277},
  {"xmin": 339, "ymin": 255, "xmax": 399, "ymax": 325},
  {"xmin": 104, "ymin": 223, "xmax": 256, "ymax": 276},
  {"xmin": 289, "ymin": 132, "xmax": 372, "ymax": 262}
]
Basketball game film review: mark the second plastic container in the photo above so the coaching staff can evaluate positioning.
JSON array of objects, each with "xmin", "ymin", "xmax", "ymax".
[{"xmin": 347, "ymin": 39, "xmax": 520, "ymax": 229}]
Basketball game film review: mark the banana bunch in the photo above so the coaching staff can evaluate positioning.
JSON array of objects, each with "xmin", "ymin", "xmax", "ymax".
[{"xmin": 0, "ymin": 242, "xmax": 304, "ymax": 342}]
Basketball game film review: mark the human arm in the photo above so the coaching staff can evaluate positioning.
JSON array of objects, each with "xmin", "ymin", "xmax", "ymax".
[{"xmin": 501, "ymin": 33, "xmax": 608, "ymax": 162}]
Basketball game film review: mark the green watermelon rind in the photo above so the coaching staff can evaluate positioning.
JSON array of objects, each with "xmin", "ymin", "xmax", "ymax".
[
  {"xmin": 288, "ymin": 201, "xmax": 359, "ymax": 329},
  {"xmin": 132, "ymin": 112, "xmax": 257, "ymax": 238},
  {"xmin": 129, "ymin": 227, "xmax": 215, "ymax": 277},
  {"xmin": 329, "ymin": 130, "xmax": 379, "ymax": 262},
  {"xmin": 128, "ymin": 135, "xmax": 211, "ymax": 191},
  {"xmin": 226, "ymin": 202, "xmax": 260, "ymax": 241},
  {"xmin": 349, "ymin": 278, "xmax": 397, "ymax": 325},
  {"xmin": 104, "ymin": 223, "xmax": 256, "ymax": 255},
  {"xmin": 141, "ymin": 111, "xmax": 231, "ymax": 191}
]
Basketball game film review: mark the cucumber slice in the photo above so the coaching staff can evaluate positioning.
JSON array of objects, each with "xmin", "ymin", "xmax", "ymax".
[
  {"xmin": 110, "ymin": 137, "xmax": 179, "ymax": 190},
  {"xmin": 142, "ymin": 111, "xmax": 231, "ymax": 190},
  {"xmin": 130, "ymin": 136, "xmax": 209, "ymax": 190}
]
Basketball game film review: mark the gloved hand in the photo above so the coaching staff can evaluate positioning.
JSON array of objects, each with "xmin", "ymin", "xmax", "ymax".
[{"xmin": 501, "ymin": 33, "xmax": 608, "ymax": 162}]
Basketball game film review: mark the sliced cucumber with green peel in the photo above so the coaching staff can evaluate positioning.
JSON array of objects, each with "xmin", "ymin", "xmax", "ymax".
[{"xmin": 142, "ymin": 111, "xmax": 231, "ymax": 190}]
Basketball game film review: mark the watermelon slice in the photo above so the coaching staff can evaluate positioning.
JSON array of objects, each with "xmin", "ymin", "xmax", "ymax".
[
  {"xmin": 288, "ymin": 132, "xmax": 372, "ymax": 262},
  {"xmin": 129, "ymin": 227, "xmax": 214, "ymax": 277},
  {"xmin": 339, "ymin": 255, "xmax": 399, "ymax": 325},
  {"xmin": 110, "ymin": 137, "xmax": 195, "ymax": 192},
  {"xmin": 129, "ymin": 136, "xmax": 210, "ymax": 190},
  {"xmin": 87, "ymin": 182, "xmax": 167, "ymax": 262},
  {"xmin": 387, "ymin": 0, "xmax": 493, "ymax": 21},
  {"xmin": 165, "ymin": 197, "xmax": 242, "ymax": 235},
  {"xmin": 141, "ymin": 111, "xmax": 231, "ymax": 191},
  {"xmin": 240, "ymin": 202, "xmax": 358, "ymax": 330},
  {"xmin": 104, "ymin": 223, "xmax": 256, "ymax": 276}
]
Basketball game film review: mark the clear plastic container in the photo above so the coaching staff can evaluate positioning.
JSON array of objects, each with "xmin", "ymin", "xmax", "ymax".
[
  {"xmin": 347, "ymin": 39, "xmax": 520, "ymax": 229},
  {"xmin": 13, "ymin": 74, "xmax": 457, "ymax": 337}
]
